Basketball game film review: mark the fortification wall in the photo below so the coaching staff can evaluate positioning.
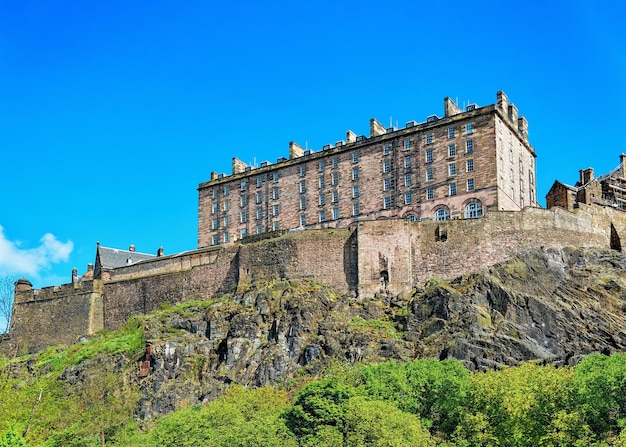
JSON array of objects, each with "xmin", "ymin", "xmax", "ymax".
[
  {"xmin": 409, "ymin": 206, "xmax": 623, "ymax": 284},
  {"xmin": 4, "ymin": 205, "xmax": 626, "ymax": 355},
  {"xmin": 6, "ymin": 280, "xmax": 103, "ymax": 354},
  {"xmin": 103, "ymin": 246, "xmax": 239, "ymax": 331},
  {"xmin": 356, "ymin": 220, "xmax": 412, "ymax": 297},
  {"xmin": 237, "ymin": 228, "xmax": 355, "ymax": 293}
]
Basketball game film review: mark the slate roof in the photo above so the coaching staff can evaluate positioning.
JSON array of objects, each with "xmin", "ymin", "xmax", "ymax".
[{"xmin": 96, "ymin": 245, "xmax": 156, "ymax": 270}]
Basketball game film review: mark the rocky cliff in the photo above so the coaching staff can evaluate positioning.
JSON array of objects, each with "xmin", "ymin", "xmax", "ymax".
[{"xmin": 102, "ymin": 246, "xmax": 626, "ymax": 419}]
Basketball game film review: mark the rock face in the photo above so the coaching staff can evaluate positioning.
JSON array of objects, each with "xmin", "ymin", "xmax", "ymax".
[{"xmin": 65, "ymin": 247, "xmax": 626, "ymax": 420}]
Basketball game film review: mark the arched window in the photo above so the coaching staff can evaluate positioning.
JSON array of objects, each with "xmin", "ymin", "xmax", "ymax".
[
  {"xmin": 405, "ymin": 214, "xmax": 418, "ymax": 222},
  {"xmin": 435, "ymin": 207, "xmax": 449, "ymax": 221},
  {"xmin": 465, "ymin": 201, "xmax": 483, "ymax": 219}
]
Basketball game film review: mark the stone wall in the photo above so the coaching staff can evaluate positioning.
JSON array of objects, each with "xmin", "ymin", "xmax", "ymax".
[
  {"xmin": 5, "ymin": 280, "xmax": 103, "ymax": 354},
  {"xmin": 103, "ymin": 246, "xmax": 240, "ymax": 331},
  {"xmin": 4, "ymin": 204, "xmax": 626, "ymax": 355},
  {"xmin": 237, "ymin": 228, "xmax": 354, "ymax": 293}
]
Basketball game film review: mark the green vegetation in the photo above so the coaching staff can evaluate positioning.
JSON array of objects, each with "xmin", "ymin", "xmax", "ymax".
[
  {"xmin": 2, "ymin": 282, "xmax": 626, "ymax": 445},
  {"xmin": 3, "ymin": 347, "xmax": 626, "ymax": 445}
]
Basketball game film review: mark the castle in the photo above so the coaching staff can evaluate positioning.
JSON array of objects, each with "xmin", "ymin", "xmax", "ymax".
[
  {"xmin": 198, "ymin": 91, "xmax": 537, "ymax": 247},
  {"xmin": 3, "ymin": 92, "xmax": 626, "ymax": 355}
]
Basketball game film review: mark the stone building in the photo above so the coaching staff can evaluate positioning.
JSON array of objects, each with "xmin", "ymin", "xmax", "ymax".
[
  {"xmin": 546, "ymin": 154, "xmax": 626, "ymax": 211},
  {"xmin": 198, "ymin": 91, "xmax": 537, "ymax": 248}
]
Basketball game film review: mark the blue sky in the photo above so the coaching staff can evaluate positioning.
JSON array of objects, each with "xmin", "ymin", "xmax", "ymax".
[{"xmin": 0, "ymin": 0, "xmax": 625, "ymax": 290}]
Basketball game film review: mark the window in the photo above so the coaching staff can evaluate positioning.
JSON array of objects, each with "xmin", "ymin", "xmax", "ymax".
[
  {"xmin": 272, "ymin": 187, "xmax": 279, "ymax": 200},
  {"xmin": 299, "ymin": 214, "xmax": 307, "ymax": 227},
  {"xmin": 256, "ymin": 192, "xmax": 263, "ymax": 204},
  {"xmin": 240, "ymin": 212, "xmax": 247, "ymax": 223},
  {"xmin": 426, "ymin": 133, "xmax": 433, "ymax": 145},
  {"xmin": 466, "ymin": 159, "xmax": 474, "ymax": 172},
  {"xmin": 212, "ymin": 218, "xmax": 218, "ymax": 230},
  {"xmin": 240, "ymin": 195, "xmax": 247, "ymax": 207},
  {"xmin": 240, "ymin": 228, "xmax": 247, "ymax": 238},
  {"xmin": 383, "ymin": 160, "xmax": 391, "ymax": 173},
  {"xmin": 319, "ymin": 175, "xmax": 325, "ymax": 189},
  {"xmin": 426, "ymin": 167, "xmax": 434, "ymax": 181},
  {"xmin": 256, "ymin": 207, "xmax": 263, "ymax": 219},
  {"xmin": 383, "ymin": 177, "xmax": 391, "ymax": 191},
  {"xmin": 319, "ymin": 193, "xmax": 326, "ymax": 206},
  {"xmin": 352, "ymin": 168, "xmax": 359, "ymax": 180},
  {"xmin": 241, "ymin": 180, "xmax": 247, "ymax": 190},
  {"xmin": 448, "ymin": 144, "xmax": 456, "ymax": 157},
  {"xmin": 299, "ymin": 180, "xmax": 306, "ymax": 193},
  {"xmin": 272, "ymin": 204, "xmax": 280, "ymax": 216},
  {"xmin": 383, "ymin": 196, "xmax": 392, "ymax": 209},
  {"xmin": 223, "ymin": 200, "xmax": 230, "ymax": 211},
  {"xmin": 404, "ymin": 173, "xmax": 412, "ymax": 187},
  {"xmin": 256, "ymin": 176, "xmax": 263, "ymax": 187},
  {"xmin": 510, "ymin": 168, "xmax": 514, "ymax": 181},
  {"xmin": 299, "ymin": 165, "xmax": 307, "ymax": 177},
  {"xmin": 224, "ymin": 232, "xmax": 230, "ymax": 243},
  {"xmin": 224, "ymin": 185, "xmax": 230, "ymax": 196},
  {"xmin": 331, "ymin": 172, "xmax": 339, "ymax": 186},
  {"xmin": 404, "ymin": 156, "xmax": 411, "ymax": 168},
  {"xmin": 448, "ymin": 163, "xmax": 456, "ymax": 176},
  {"xmin": 212, "ymin": 203, "xmax": 219, "ymax": 214},
  {"xmin": 319, "ymin": 160, "xmax": 325, "ymax": 172},
  {"xmin": 426, "ymin": 188, "xmax": 434, "ymax": 200},
  {"xmin": 465, "ymin": 122, "xmax": 473, "ymax": 134},
  {"xmin": 352, "ymin": 152, "xmax": 359, "ymax": 163},
  {"xmin": 256, "ymin": 224, "xmax": 263, "ymax": 235},
  {"xmin": 352, "ymin": 185, "xmax": 360, "ymax": 198},
  {"xmin": 332, "ymin": 190, "xmax": 339, "ymax": 203},
  {"xmin": 407, "ymin": 214, "xmax": 418, "ymax": 222},
  {"xmin": 466, "ymin": 140, "xmax": 474, "ymax": 154},
  {"xmin": 383, "ymin": 143, "xmax": 391, "ymax": 156},
  {"xmin": 405, "ymin": 191, "xmax": 413, "ymax": 205},
  {"xmin": 465, "ymin": 201, "xmax": 483, "ymax": 219},
  {"xmin": 519, "ymin": 160, "xmax": 524, "ymax": 174},
  {"xmin": 272, "ymin": 172, "xmax": 279, "ymax": 182},
  {"xmin": 223, "ymin": 215, "xmax": 230, "ymax": 227},
  {"xmin": 404, "ymin": 138, "xmax": 411, "ymax": 149},
  {"xmin": 212, "ymin": 189, "xmax": 218, "ymax": 199},
  {"xmin": 299, "ymin": 197, "xmax": 306, "ymax": 210},
  {"xmin": 467, "ymin": 178, "xmax": 475, "ymax": 191},
  {"xmin": 319, "ymin": 210, "xmax": 326, "ymax": 222},
  {"xmin": 425, "ymin": 149, "xmax": 433, "ymax": 163},
  {"xmin": 352, "ymin": 202, "xmax": 360, "ymax": 216},
  {"xmin": 332, "ymin": 156, "xmax": 339, "ymax": 168},
  {"xmin": 332, "ymin": 207, "xmax": 339, "ymax": 220},
  {"xmin": 211, "ymin": 235, "xmax": 219, "ymax": 246},
  {"xmin": 449, "ymin": 182, "xmax": 457, "ymax": 196},
  {"xmin": 435, "ymin": 208, "xmax": 449, "ymax": 221},
  {"xmin": 448, "ymin": 127, "xmax": 455, "ymax": 139},
  {"xmin": 272, "ymin": 221, "xmax": 280, "ymax": 231}
]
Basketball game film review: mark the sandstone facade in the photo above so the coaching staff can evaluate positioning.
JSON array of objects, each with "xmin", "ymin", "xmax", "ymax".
[{"xmin": 198, "ymin": 91, "xmax": 537, "ymax": 248}]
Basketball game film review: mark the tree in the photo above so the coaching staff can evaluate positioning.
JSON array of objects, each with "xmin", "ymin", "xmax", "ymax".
[{"xmin": 0, "ymin": 277, "xmax": 14, "ymax": 334}]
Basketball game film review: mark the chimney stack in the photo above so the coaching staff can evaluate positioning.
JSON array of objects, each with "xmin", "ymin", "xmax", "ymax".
[
  {"xmin": 621, "ymin": 154, "xmax": 626, "ymax": 179},
  {"xmin": 369, "ymin": 118, "xmax": 386, "ymax": 137},
  {"xmin": 129, "ymin": 244, "xmax": 135, "ymax": 252},
  {"xmin": 579, "ymin": 168, "xmax": 594, "ymax": 185}
]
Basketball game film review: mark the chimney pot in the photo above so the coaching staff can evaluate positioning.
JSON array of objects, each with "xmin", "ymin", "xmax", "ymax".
[{"xmin": 129, "ymin": 244, "xmax": 135, "ymax": 252}]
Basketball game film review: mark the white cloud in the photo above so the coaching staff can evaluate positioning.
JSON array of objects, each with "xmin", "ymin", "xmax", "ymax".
[{"xmin": 0, "ymin": 225, "xmax": 73, "ymax": 279}]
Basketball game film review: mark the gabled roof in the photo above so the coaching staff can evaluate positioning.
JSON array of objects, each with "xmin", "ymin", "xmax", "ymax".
[{"xmin": 96, "ymin": 245, "xmax": 155, "ymax": 270}]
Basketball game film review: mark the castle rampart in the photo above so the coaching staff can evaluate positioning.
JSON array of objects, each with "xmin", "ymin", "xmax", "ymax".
[{"xmin": 3, "ymin": 204, "xmax": 626, "ymax": 354}]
